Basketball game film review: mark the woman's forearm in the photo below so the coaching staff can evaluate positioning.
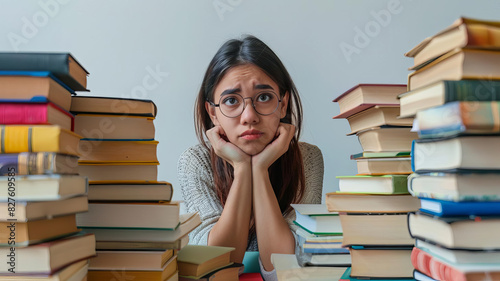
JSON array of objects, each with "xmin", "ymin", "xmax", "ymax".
[{"xmin": 207, "ymin": 162, "xmax": 253, "ymax": 262}]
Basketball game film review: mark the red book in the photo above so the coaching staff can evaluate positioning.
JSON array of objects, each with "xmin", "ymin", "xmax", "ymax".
[
  {"xmin": 239, "ymin": 273, "xmax": 263, "ymax": 281},
  {"xmin": 0, "ymin": 101, "xmax": 74, "ymax": 131}
]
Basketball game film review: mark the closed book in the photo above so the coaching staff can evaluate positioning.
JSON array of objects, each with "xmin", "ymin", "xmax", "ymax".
[
  {"xmin": 326, "ymin": 193, "xmax": 420, "ymax": 213},
  {"xmin": 0, "ymin": 152, "xmax": 79, "ymax": 176},
  {"xmin": 345, "ymin": 106, "xmax": 413, "ymax": 135},
  {"xmin": 74, "ymin": 114, "xmax": 155, "ymax": 140},
  {"xmin": 417, "ymin": 101, "xmax": 500, "ymax": 138},
  {"xmin": 350, "ymin": 151, "xmax": 410, "ymax": 159},
  {"xmin": 419, "ymin": 197, "xmax": 500, "ymax": 217},
  {"xmin": 76, "ymin": 201, "xmax": 180, "ymax": 229},
  {"xmin": 70, "ymin": 96, "xmax": 157, "ymax": 117},
  {"xmin": 271, "ymin": 253, "xmax": 347, "ymax": 281},
  {"xmin": 0, "ymin": 260, "xmax": 88, "ymax": 281},
  {"xmin": 87, "ymin": 181, "xmax": 172, "ymax": 201},
  {"xmin": 0, "ymin": 125, "xmax": 81, "ymax": 155},
  {"xmin": 357, "ymin": 127, "xmax": 417, "ymax": 152},
  {"xmin": 291, "ymin": 204, "xmax": 342, "ymax": 235},
  {"xmin": 408, "ymin": 211, "xmax": 500, "ymax": 249},
  {"xmin": 79, "ymin": 162, "xmax": 158, "ymax": 182},
  {"xmin": 416, "ymin": 239, "xmax": 500, "ymax": 265},
  {"xmin": 179, "ymin": 263, "xmax": 244, "ymax": 281},
  {"xmin": 340, "ymin": 267, "xmax": 415, "ymax": 281},
  {"xmin": 89, "ymin": 249, "xmax": 173, "ymax": 270},
  {"xmin": 337, "ymin": 175, "xmax": 409, "ymax": 194},
  {"xmin": 177, "ymin": 245, "xmax": 234, "ymax": 279},
  {"xmin": 77, "ymin": 140, "xmax": 158, "ymax": 162},
  {"xmin": 0, "ymin": 196, "xmax": 88, "ymax": 222},
  {"xmin": 350, "ymin": 247, "xmax": 414, "ymax": 279},
  {"xmin": 0, "ymin": 174, "xmax": 87, "ymax": 202},
  {"xmin": 413, "ymin": 270, "xmax": 437, "ymax": 281},
  {"xmin": 355, "ymin": 157, "xmax": 412, "ymax": 175},
  {"xmin": 0, "ymin": 233, "xmax": 95, "ymax": 274},
  {"xmin": 399, "ymin": 79, "xmax": 500, "ymax": 118},
  {"xmin": 0, "ymin": 101, "xmax": 73, "ymax": 131},
  {"xmin": 0, "ymin": 53, "xmax": 88, "ymax": 91},
  {"xmin": 408, "ymin": 172, "xmax": 500, "ymax": 201},
  {"xmin": 302, "ymin": 253, "xmax": 351, "ymax": 266},
  {"xmin": 412, "ymin": 136, "xmax": 500, "ymax": 172},
  {"xmin": 340, "ymin": 213, "xmax": 414, "ymax": 246}
]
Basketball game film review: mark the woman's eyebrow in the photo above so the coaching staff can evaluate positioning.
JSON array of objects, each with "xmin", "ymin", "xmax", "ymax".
[
  {"xmin": 221, "ymin": 88, "xmax": 241, "ymax": 96},
  {"xmin": 254, "ymin": 84, "xmax": 274, "ymax": 90}
]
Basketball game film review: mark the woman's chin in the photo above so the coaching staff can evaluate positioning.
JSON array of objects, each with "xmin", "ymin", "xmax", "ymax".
[{"xmin": 239, "ymin": 144, "xmax": 265, "ymax": 156}]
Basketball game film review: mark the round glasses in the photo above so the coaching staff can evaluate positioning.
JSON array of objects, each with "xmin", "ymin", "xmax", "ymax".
[{"xmin": 208, "ymin": 92, "xmax": 282, "ymax": 118}]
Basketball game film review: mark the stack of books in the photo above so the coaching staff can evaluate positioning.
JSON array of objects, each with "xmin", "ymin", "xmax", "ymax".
[
  {"xmin": 329, "ymin": 84, "xmax": 420, "ymax": 280},
  {"xmin": 290, "ymin": 204, "xmax": 350, "ymax": 268},
  {"xmin": 0, "ymin": 52, "xmax": 96, "ymax": 280},
  {"xmin": 71, "ymin": 96, "xmax": 201, "ymax": 280},
  {"xmin": 401, "ymin": 17, "xmax": 500, "ymax": 281}
]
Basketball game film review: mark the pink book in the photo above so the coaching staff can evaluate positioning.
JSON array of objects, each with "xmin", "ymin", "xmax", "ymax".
[{"xmin": 0, "ymin": 101, "xmax": 74, "ymax": 131}]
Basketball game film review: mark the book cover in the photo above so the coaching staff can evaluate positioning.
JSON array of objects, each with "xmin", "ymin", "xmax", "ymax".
[
  {"xmin": 337, "ymin": 175, "xmax": 409, "ymax": 194},
  {"xmin": 419, "ymin": 197, "xmax": 500, "ymax": 217},
  {"xmin": 0, "ymin": 101, "xmax": 74, "ymax": 130}
]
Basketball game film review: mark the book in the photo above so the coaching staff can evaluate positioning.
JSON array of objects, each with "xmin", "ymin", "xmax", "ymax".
[
  {"xmin": 398, "ymin": 79, "xmax": 500, "ymax": 118},
  {"xmin": 77, "ymin": 140, "xmax": 158, "ymax": 162},
  {"xmin": 413, "ymin": 270, "xmax": 437, "ymax": 281},
  {"xmin": 408, "ymin": 49, "xmax": 500, "ymax": 91},
  {"xmin": 177, "ymin": 245, "xmax": 234, "ymax": 279},
  {"xmin": 83, "ymin": 212, "xmax": 200, "ymax": 250},
  {"xmin": 179, "ymin": 263, "xmax": 244, "ymax": 281},
  {"xmin": 340, "ymin": 213, "xmax": 414, "ymax": 246},
  {"xmin": 408, "ymin": 211, "xmax": 500, "ymax": 249},
  {"xmin": 357, "ymin": 127, "xmax": 417, "ymax": 152},
  {"xmin": 87, "ymin": 254, "xmax": 177, "ymax": 281},
  {"xmin": 0, "ymin": 53, "xmax": 88, "ymax": 91},
  {"xmin": 408, "ymin": 172, "xmax": 500, "ymax": 201},
  {"xmin": 344, "ymin": 106, "xmax": 413, "ymax": 135},
  {"xmin": 0, "ymin": 125, "xmax": 81, "ymax": 155},
  {"xmin": 411, "ymin": 247, "xmax": 500, "ymax": 281},
  {"xmin": 294, "ymin": 227, "xmax": 344, "ymax": 243},
  {"xmin": 0, "ymin": 174, "xmax": 87, "ymax": 202},
  {"xmin": 419, "ymin": 197, "xmax": 500, "ymax": 217},
  {"xmin": 0, "ymin": 260, "xmax": 88, "ymax": 281},
  {"xmin": 89, "ymin": 249, "xmax": 173, "ymax": 270},
  {"xmin": 333, "ymin": 84, "xmax": 406, "ymax": 119},
  {"xmin": 326, "ymin": 193, "xmax": 420, "ymax": 213},
  {"xmin": 0, "ymin": 233, "xmax": 95, "ymax": 274},
  {"xmin": 355, "ymin": 157, "xmax": 412, "ymax": 175},
  {"xmin": 74, "ymin": 114, "xmax": 155, "ymax": 140},
  {"xmin": 406, "ymin": 17, "xmax": 500, "ymax": 68},
  {"xmin": 0, "ymin": 101, "xmax": 73, "ymax": 130},
  {"xmin": 412, "ymin": 136, "xmax": 500, "ymax": 172},
  {"xmin": 417, "ymin": 101, "xmax": 500, "ymax": 138},
  {"xmin": 76, "ymin": 201, "xmax": 180, "ymax": 229},
  {"xmin": 239, "ymin": 273, "xmax": 264, "ymax": 281},
  {"xmin": 70, "ymin": 96, "xmax": 157, "ymax": 117},
  {"xmin": 302, "ymin": 253, "xmax": 351, "ymax": 266},
  {"xmin": 351, "ymin": 151, "xmax": 410, "ymax": 159},
  {"xmin": 291, "ymin": 204, "xmax": 342, "ymax": 235},
  {"xmin": 0, "ymin": 152, "xmax": 79, "ymax": 176},
  {"xmin": 87, "ymin": 181, "xmax": 172, "ymax": 201},
  {"xmin": 350, "ymin": 247, "xmax": 414, "ymax": 279},
  {"xmin": 416, "ymin": 239, "xmax": 500, "ymax": 264},
  {"xmin": 78, "ymin": 162, "xmax": 158, "ymax": 182},
  {"xmin": 271, "ymin": 253, "xmax": 347, "ymax": 280},
  {"xmin": 0, "ymin": 196, "xmax": 88, "ymax": 222},
  {"xmin": 340, "ymin": 267, "xmax": 415, "ymax": 281},
  {"xmin": 337, "ymin": 175, "xmax": 409, "ymax": 194}
]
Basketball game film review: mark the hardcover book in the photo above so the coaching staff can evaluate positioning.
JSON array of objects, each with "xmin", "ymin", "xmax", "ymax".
[
  {"xmin": 0, "ymin": 152, "xmax": 79, "ymax": 176},
  {"xmin": 0, "ymin": 101, "xmax": 73, "ymax": 130},
  {"xmin": 337, "ymin": 175, "xmax": 409, "ymax": 194}
]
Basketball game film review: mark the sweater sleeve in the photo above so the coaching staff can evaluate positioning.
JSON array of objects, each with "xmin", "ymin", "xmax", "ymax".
[{"xmin": 177, "ymin": 145, "xmax": 223, "ymax": 246}]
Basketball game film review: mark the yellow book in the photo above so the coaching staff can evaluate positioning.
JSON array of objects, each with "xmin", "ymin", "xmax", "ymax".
[
  {"xmin": 177, "ymin": 245, "xmax": 234, "ymax": 279},
  {"xmin": 0, "ymin": 125, "xmax": 81, "ymax": 155}
]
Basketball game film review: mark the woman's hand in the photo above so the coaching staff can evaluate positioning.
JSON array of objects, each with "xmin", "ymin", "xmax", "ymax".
[
  {"xmin": 206, "ymin": 126, "xmax": 251, "ymax": 168},
  {"xmin": 252, "ymin": 123, "xmax": 295, "ymax": 171}
]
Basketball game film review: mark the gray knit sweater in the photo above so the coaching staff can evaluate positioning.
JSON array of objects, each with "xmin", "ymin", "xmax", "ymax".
[{"xmin": 177, "ymin": 142, "xmax": 324, "ymax": 250}]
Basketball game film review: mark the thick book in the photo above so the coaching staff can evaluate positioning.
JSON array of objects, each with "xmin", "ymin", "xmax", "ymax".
[
  {"xmin": 291, "ymin": 204, "xmax": 342, "ymax": 235},
  {"xmin": 0, "ymin": 152, "xmax": 79, "ymax": 176},
  {"xmin": 0, "ymin": 101, "xmax": 74, "ymax": 131},
  {"xmin": 412, "ymin": 136, "xmax": 500, "ymax": 172},
  {"xmin": 79, "ymin": 162, "xmax": 158, "ymax": 182},
  {"xmin": 357, "ymin": 127, "xmax": 417, "ymax": 152},
  {"xmin": 406, "ymin": 17, "xmax": 500, "ymax": 68},
  {"xmin": 340, "ymin": 267, "xmax": 415, "ymax": 281},
  {"xmin": 0, "ymin": 196, "xmax": 88, "ymax": 222},
  {"xmin": 350, "ymin": 246, "xmax": 414, "ymax": 279},
  {"xmin": 337, "ymin": 175, "xmax": 409, "ymax": 194},
  {"xmin": 419, "ymin": 197, "xmax": 500, "ymax": 217},
  {"xmin": 344, "ymin": 106, "xmax": 413, "ymax": 135},
  {"xmin": 417, "ymin": 101, "xmax": 500, "ymax": 138},
  {"xmin": 398, "ymin": 79, "xmax": 500, "ymax": 118},
  {"xmin": 355, "ymin": 157, "xmax": 412, "ymax": 175},
  {"xmin": 76, "ymin": 201, "xmax": 180, "ymax": 229},
  {"xmin": 416, "ymin": 239, "xmax": 500, "ymax": 265},
  {"xmin": 0, "ymin": 125, "xmax": 81, "ymax": 155},
  {"xmin": 0, "ymin": 53, "xmax": 88, "ymax": 91},
  {"xmin": 87, "ymin": 181, "xmax": 172, "ymax": 201},
  {"xmin": 271, "ymin": 253, "xmax": 347, "ymax": 281},
  {"xmin": 326, "ymin": 193, "xmax": 420, "ymax": 213},
  {"xmin": 333, "ymin": 84, "xmax": 407, "ymax": 118},
  {"xmin": 408, "ymin": 211, "xmax": 500, "ymax": 249},
  {"xmin": 177, "ymin": 245, "xmax": 234, "ymax": 279},
  {"xmin": 340, "ymin": 213, "xmax": 414, "ymax": 246},
  {"xmin": 408, "ymin": 49, "xmax": 500, "ymax": 91},
  {"xmin": 74, "ymin": 114, "xmax": 155, "ymax": 140},
  {"xmin": 70, "ymin": 96, "xmax": 157, "ymax": 117},
  {"xmin": 89, "ymin": 249, "xmax": 173, "ymax": 270},
  {"xmin": 0, "ymin": 260, "xmax": 89, "ymax": 281},
  {"xmin": 77, "ymin": 140, "xmax": 158, "ymax": 162},
  {"xmin": 408, "ymin": 172, "xmax": 500, "ymax": 202},
  {"xmin": 179, "ymin": 263, "xmax": 243, "ymax": 281}
]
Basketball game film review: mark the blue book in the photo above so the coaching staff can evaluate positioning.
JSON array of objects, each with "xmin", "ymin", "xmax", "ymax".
[
  {"xmin": 340, "ymin": 267, "xmax": 415, "ymax": 281},
  {"xmin": 419, "ymin": 197, "xmax": 500, "ymax": 217},
  {"xmin": 303, "ymin": 247, "xmax": 349, "ymax": 254}
]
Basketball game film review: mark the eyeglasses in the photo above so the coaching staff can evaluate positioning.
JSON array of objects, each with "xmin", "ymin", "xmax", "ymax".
[{"xmin": 207, "ymin": 92, "xmax": 282, "ymax": 118}]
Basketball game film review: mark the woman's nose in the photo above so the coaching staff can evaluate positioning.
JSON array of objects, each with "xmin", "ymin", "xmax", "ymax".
[{"xmin": 240, "ymin": 98, "xmax": 259, "ymax": 124}]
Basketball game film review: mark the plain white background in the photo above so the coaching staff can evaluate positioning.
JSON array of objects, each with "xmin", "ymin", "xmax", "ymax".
[{"xmin": 1, "ymin": 0, "xmax": 499, "ymax": 209}]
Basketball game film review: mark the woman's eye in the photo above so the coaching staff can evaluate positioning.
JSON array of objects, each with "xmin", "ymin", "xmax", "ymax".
[
  {"xmin": 222, "ymin": 97, "xmax": 239, "ymax": 106},
  {"xmin": 257, "ymin": 93, "xmax": 273, "ymax": 102}
]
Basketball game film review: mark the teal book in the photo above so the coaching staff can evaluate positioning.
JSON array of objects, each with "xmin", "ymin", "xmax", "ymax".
[
  {"xmin": 340, "ymin": 267, "xmax": 416, "ymax": 280},
  {"xmin": 337, "ymin": 175, "xmax": 409, "ymax": 194},
  {"xmin": 350, "ymin": 151, "xmax": 410, "ymax": 160}
]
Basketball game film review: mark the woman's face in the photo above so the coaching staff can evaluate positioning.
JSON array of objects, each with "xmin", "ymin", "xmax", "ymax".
[{"xmin": 206, "ymin": 64, "xmax": 289, "ymax": 155}]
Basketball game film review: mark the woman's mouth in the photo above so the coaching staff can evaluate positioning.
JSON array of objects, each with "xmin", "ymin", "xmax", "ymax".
[{"xmin": 240, "ymin": 129, "xmax": 263, "ymax": 140}]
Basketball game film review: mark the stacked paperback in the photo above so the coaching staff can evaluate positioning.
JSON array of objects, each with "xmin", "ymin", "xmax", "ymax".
[
  {"xmin": 401, "ymin": 17, "xmax": 500, "ymax": 281},
  {"xmin": 329, "ymin": 84, "xmax": 420, "ymax": 280},
  {"xmin": 71, "ymin": 96, "xmax": 201, "ymax": 280},
  {"xmin": 0, "ymin": 53, "xmax": 96, "ymax": 280}
]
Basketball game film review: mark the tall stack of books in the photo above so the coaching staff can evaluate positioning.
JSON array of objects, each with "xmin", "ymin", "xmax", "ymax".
[
  {"xmin": 71, "ymin": 96, "xmax": 200, "ymax": 281},
  {"xmin": 400, "ymin": 17, "xmax": 500, "ymax": 281},
  {"xmin": 0, "ymin": 52, "xmax": 96, "ymax": 280},
  {"xmin": 328, "ymin": 84, "xmax": 420, "ymax": 280}
]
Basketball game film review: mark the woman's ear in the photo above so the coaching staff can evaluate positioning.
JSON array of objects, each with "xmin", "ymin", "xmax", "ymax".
[
  {"xmin": 205, "ymin": 101, "xmax": 220, "ymax": 126},
  {"xmin": 280, "ymin": 92, "xmax": 290, "ymax": 119}
]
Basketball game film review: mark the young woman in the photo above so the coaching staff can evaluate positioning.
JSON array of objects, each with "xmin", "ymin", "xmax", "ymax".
[{"xmin": 178, "ymin": 35, "xmax": 324, "ymax": 280}]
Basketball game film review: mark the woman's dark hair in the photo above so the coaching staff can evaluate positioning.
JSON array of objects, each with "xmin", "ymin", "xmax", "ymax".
[{"xmin": 194, "ymin": 35, "xmax": 305, "ymax": 237}]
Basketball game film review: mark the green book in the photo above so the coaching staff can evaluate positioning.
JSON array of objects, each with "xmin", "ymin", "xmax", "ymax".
[
  {"xmin": 336, "ymin": 175, "xmax": 409, "ymax": 194},
  {"xmin": 350, "ymin": 151, "xmax": 411, "ymax": 160},
  {"xmin": 291, "ymin": 204, "xmax": 342, "ymax": 236}
]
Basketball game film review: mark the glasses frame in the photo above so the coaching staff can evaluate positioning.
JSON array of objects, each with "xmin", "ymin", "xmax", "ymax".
[{"xmin": 207, "ymin": 92, "xmax": 282, "ymax": 118}]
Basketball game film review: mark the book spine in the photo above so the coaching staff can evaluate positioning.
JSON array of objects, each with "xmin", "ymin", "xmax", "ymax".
[
  {"xmin": 0, "ymin": 103, "xmax": 48, "ymax": 125},
  {"xmin": 1, "ymin": 126, "xmax": 60, "ymax": 153},
  {"xmin": 444, "ymin": 80, "xmax": 500, "ymax": 102},
  {"xmin": 411, "ymin": 247, "xmax": 467, "ymax": 281}
]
